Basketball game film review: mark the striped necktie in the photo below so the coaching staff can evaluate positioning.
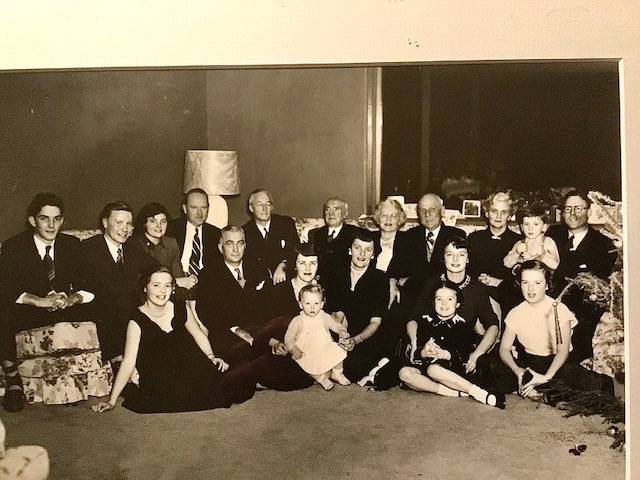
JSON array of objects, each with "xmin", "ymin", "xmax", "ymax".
[
  {"xmin": 235, "ymin": 267, "xmax": 246, "ymax": 288},
  {"xmin": 189, "ymin": 229, "xmax": 202, "ymax": 275},
  {"xmin": 116, "ymin": 246, "xmax": 123, "ymax": 265},
  {"xmin": 426, "ymin": 232, "xmax": 435, "ymax": 262},
  {"xmin": 44, "ymin": 245, "xmax": 55, "ymax": 283}
]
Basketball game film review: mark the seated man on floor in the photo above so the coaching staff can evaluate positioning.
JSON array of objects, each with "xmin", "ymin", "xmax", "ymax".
[
  {"xmin": 242, "ymin": 189, "xmax": 299, "ymax": 285},
  {"xmin": 324, "ymin": 230, "xmax": 390, "ymax": 386},
  {"xmin": 196, "ymin": 225, "xmax": 271, "ymax": 359},
  {"xmin": 82, "ymin": 201, "xmax": 156, "ymax": 369},
  {"xmin": 308, "ymin": 196, "xmax": 363, "ymax": 282},
  {"xmin": 0, "ymin": 193, "xmax": 96, "ymax": 412}
]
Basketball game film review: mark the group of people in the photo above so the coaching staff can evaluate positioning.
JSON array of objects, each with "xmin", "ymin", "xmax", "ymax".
[{"xmin": 0, "ymin": 187, "xmax": 617, "ymax": 414}]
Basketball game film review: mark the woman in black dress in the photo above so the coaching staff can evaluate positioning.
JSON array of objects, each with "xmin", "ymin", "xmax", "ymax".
[{"xmin": 92, "ymin": 265, "xmax": 256, "ymax": 413}]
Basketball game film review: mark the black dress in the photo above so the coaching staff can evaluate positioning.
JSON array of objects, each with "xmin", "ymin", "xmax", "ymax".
[{"xmin": 123, "ymin": 303, "xmax": 256, "ymax": 413}]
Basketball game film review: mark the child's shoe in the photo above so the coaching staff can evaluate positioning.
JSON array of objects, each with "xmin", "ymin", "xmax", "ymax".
[
  {"xmin": 330, "ymin": 370, "xmax": 351, "ymax": 386},
  {"xmin": 318, "ymin": 377, "xmax": 335, "ymax": 391}
]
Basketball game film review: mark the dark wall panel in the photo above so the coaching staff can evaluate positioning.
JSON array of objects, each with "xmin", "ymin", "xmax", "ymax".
[
  {"xmin": 0, "ymin": 70, "xmax": 207, "ymax": 239},
  {"xmin": 206, "ymin": 68, "xmax": 368, "ymax": 224}
]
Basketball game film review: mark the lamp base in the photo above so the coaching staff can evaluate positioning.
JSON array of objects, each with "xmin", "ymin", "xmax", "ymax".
[{"xmin": 206, "ymin": 194, "xmax": 228, "ymax": 228}]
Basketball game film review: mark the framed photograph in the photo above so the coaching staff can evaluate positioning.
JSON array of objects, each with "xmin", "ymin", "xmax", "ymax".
[{"xmin": 462, "ymin": 200, "xmax": 481, "ymax": 218}]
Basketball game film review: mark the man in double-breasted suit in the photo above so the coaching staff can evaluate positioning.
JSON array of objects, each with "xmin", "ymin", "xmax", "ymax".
[
  {"xmin": 547, "ymin": 191, "xmax": 617, "ymax": 362},
  {"xmin": 0, "ymin": 193, "xmax": 92, "ymax": 412},
  {"xmin": 242, "ymin": 189, "xmax": 299, "ymax": 284}
]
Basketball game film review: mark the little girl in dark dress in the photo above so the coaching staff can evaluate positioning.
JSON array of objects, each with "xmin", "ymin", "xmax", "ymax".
[{"xmin": 399, "ymin": 281, "xmax": 505, "ymax": 409}]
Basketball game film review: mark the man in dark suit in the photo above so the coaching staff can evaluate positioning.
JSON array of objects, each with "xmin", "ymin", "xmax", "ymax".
[
  {"xmin": 308, "ymin": 196, "xmax": 363, "ymax": 282},
  {"xmin": 196, "ymin": 225, "xmax": 270, "ymax": 358},
  {"xmin": 404, "ymin": 193, "xmax": 466, "ymax": 293},
  {"xmin": 81, "ymin": 201, "xmax": 155, "ymax": 365},
  {"xmin": 166, "ymin": 188, "xmax": 221, "ymax": 291},
  {"xmin": 0, "ymin": 193, "xmax": 92, "ymax": 412},
  {"xmin": 242, "ymin": 189, "xmax": 299, "ymax": 284},
  {"xmin": 547, "ymin": 191, "xmax": 617, "ymax": 363}
]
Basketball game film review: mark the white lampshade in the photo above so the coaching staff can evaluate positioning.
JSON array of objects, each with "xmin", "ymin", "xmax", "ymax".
[
  {"xmin": 183, "ymin": 150, "xmax": 240, "ymax": 228},
  {"xmin": 183, "ymin": 150, "xmax": 240, "ymax": 195}
]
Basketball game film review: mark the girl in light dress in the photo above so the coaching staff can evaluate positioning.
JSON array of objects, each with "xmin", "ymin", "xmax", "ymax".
[{"xmin": 284, "ymin": 285, "xmax": 352, "ymax": 391}]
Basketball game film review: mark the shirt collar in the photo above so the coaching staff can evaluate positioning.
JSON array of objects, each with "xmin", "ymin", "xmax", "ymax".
[
  {"xmin": 328, "ymin": 224, "xmax": 343, "ymax": 237},
  {"xmin": 103, "ymin": 235, "xmax": 124, "ymax": 262},
  {"xmin": 225, "ymin": 261, "xmax": 243, "ymax": 277},
  {"xmin": 32, "ymin": 234, "xmax": 55, "ymax": 260},
  {"xmin": 186, "ymin": 221, "xmax": 202, "ymax": 237},
  {"xmin": 256, "ymin": 219, "xmax": 271, "ymax": 232},
  {"xmin": 570, "ymin": 229, "xmax": 588, "ymax": 248},
  {"xmin": 426, "ymin": 224, "xmax": 441, "ymax": 239}
]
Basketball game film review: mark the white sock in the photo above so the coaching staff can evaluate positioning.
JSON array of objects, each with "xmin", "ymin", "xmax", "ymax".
[
  {"xmin": 469, "ymin": 385, "xmax": 496, "ymax": 406},
  {"xmin": 436, "ymin": 384, "xmax": 464, "ymax": 397}
]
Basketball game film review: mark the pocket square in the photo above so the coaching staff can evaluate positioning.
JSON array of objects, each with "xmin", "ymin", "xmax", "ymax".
[
  {"xmin": 280, "ymin": 239, "xmax": 286, "ymax": 248},
  {"xmin": 256, "ymin": 280, "xmax": 265, "ymax": 290}
]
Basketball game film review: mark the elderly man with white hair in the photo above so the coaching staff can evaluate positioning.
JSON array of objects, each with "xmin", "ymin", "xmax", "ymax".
[{"xmin": 403, "ymin": 193, "xmax": 466, "ymax": 292}]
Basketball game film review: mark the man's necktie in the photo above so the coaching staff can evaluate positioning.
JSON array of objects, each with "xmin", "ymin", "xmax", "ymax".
[
  {"xmin": 262, "ymin": 227, "xmax": 269, "ymax": 239},
  {"xmin": 426, "ymin": 231, "xmax": 435, "ymax": 262},
  {"xmin": 189, "ymin": 230, "xmax": 202, "ymax": 275},
  {"xmin": 235, "ymin": 268, "xmax": 246, "ymax": 288},
  {"xmin": 568, "ymin": 235, "xmax": 576, "ymax": 252},
  {"xmin": 116, "ymin": 246, "xmax": 124, "ymax": 266},
  {"xmin": 327, "ymin": 230, "xmax": 335, "ymax": 243},
  {"xmin": 44, "ymin": 245, "xmax": 55, "ymax": 283}
]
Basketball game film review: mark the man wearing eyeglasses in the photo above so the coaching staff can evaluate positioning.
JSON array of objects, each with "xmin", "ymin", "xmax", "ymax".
[{"xmin": 547, "ymin": 190, "xmax": 617, "ymax": 362}]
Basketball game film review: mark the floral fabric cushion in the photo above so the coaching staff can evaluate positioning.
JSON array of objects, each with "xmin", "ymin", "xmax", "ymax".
[{"xmin": 0, "ymin": 321, "xmax": 113, "ymax": 405}]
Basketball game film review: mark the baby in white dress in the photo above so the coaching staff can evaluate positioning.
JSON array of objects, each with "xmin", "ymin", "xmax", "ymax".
[{"xmin": 284, "ymin": 285, "xmax": 351, "ymax": 390}]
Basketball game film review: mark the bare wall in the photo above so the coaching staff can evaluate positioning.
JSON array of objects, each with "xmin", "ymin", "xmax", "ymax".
[
  {"xmin": 0, "ymin": 70, "xmax": 208, "ymax": 239},
  {"xmin": 205, "ymin": 68, "xmax": 368, "ymax": 225}
]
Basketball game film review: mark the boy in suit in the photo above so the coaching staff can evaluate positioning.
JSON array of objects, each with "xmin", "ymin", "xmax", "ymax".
[
  {"xmin": 0, "ymin": 193, "xmax": 92, "ymax": 412},
  {"xmin": 81, "ymin": 201, "xmax": 155, "ymax": 366}
]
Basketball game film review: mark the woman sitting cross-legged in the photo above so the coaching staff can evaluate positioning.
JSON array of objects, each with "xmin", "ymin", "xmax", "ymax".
[
  {"xmin": 398, "ymin": 281, "xmax": 506, "ymax": 409},
  {"xmin": 92, "ymin": 265, "xmax": 256, "ymax": 414}
]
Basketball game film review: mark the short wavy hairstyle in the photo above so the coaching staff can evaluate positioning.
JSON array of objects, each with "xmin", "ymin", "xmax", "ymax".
[{"xmin": 372, "ymin": 198, "xmax": 407, "ymax": 228}]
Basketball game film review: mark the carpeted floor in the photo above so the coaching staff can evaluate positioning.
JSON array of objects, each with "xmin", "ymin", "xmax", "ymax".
[{"xmin": 1, "ymin": 386, "xmax": 625, "ymax": 480}]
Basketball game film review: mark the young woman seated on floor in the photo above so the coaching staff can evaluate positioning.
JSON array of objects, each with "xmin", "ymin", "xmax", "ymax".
[{"xmin": 92, "ymin": 265, "xmax": 256, "ymax": 414}]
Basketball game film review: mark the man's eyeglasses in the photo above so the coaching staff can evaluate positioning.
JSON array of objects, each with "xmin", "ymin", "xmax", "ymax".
[{"xmin": 563, "ymin": 205, "xmax": 587, "ymax": 214}]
